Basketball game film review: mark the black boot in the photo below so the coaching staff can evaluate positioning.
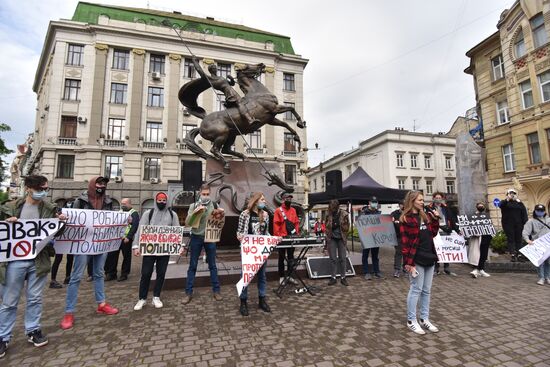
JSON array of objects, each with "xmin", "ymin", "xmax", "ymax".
[
  {"xmin": 239, "ymin": 299, "xmax": 249, "ymax": 316},
  {"xmin": 258, "ymin": 296, "xmax": 271, "ymax": 313}
]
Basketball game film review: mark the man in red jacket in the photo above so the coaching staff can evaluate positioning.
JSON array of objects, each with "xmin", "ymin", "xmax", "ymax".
[{"xmin": 273, "ymin": 193, "xmax": 300, "ymax": 285}]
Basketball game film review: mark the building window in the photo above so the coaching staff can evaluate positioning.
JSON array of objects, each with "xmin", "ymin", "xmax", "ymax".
[
  {"xmin": 105, "ymin": 156, "xmax": 123, "ymax": 178},
  {"xmin": 491, "ymin": 54, "xmax": 504, "ymax": 80},
  {"xmin": 148, "ymin": 87, "xmax": 164, "ymax": 107},
  {"xmin": 313, "ymin": 178, "xmax": 317, "ymax": 191},
  {"xmin": 547, "ymin": 129, "xmax": 550, "ymax": 156},
  {"xmin": 284, "ymin": 164, "xmax": 297, "ymax": 185},
  {"xmin": 396, "ymin": 153, "xmax": 404, "ymax": 168},
  {"xmin": 502, "ymin": 144, "xmax": 516, "ymax": 172},
  {"xmin": 149, "ymin": 54, "xmax": 165, "ymax": 74},
  {"xmin": 520, "ymin": 80, "xmax": 534, "ymax": 109},
  {"xmin": 424, "ymin": 155, "xmax": 432, "ymax": 169},
  {"xmin": 426, "ymin": 180, "xmax": 433, "ymax": 195},
  {"xmin": 110, "ymin": 83, "xmax": 127, "ymax": 104},
  {"xmin": 284, "ymin": 132, "xmax": 297, "ymax": 152},
  {"xmin": 216, "ymin": 92, "xmax": 226, "ymax": 112},
  {"xmin": 515, "ymin": 29, "xmax": 526, "ymax": 58},
  {"xmin": 113, "ymin": 49, "xmax": 129, "ymax": 70},
  {"xmin": 248, "ymin": 130, "xmax": 261, "ymax": 149},
  {"xmin": 283, "ymin": 73, "xmax": 295, "ymax": 91},
  {"xmin": 144, "ymin": 158, "xmax": 161, "ymax": 180},
  {"xmin": 107, "ymin": 118, "xmax": 125, "ymax": 140},
  {"xmin": 446, "ymin": 180, "xmax": 455, "ymax": 194},
  {"xmin": 217, "ymin": 63, "xmax": 231, "ymax": 78},
  {"xmin": 66, "ymin": 44, "xmax": 84, "ymax": 66},
  {"xmin": 538, "ymin": 70, "xmax": 550, "ymax": 102},
  {"xmin": 410, "ymin": 153, "xmax": 418, "ymax": 168},
  {"xmin": 412, "ymin": 178, "xmax": 420, "ymax": 191},
  {"xmin": 56, "ymin": 155, "xmax": 75, "ymax": 178},
  {"xmin": 527, "ymin": 132, "xmax": 541, "ymax": 164},
  {"xmin": 284, "ymin": 102, "xmax": 295, "ymax": 120},
  {"xmin": 60, "ymin": 116, "xmax": 77, "ymax": 138},
  {"xmin": 445, "ymin": 155, "xmax": 453, "ymax": 170},
  {"xmin": 146, "ymin": 122, "xmax": 162, "ymax": 142},
  {"xmin": 183, "ymin": 58, "xmax": 196, "ymax": 78},
  {"xmin": 531, "ymin": 13, "xmax": 547, "ymax": 49},
  {"xmin": 182, "ymin": 124, "xmax": 195, "ymax": 140},
  {"xmin": 496, "ymin": 100, "xmax": 510, "ymax": 124},
  {"xmin": 397, "ymin": 178, "xmax": 406, "ymax": 190},
  {"xmin": 321, "ymin": 176, "xmax": 325, "ymax": 190},
  {"xmin": 63, "ymin": 79, "xmax": 80, "ymax": 101}
]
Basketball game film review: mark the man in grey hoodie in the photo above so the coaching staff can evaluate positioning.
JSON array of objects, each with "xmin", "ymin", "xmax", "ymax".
[{"xmin": 132, "ymin": 192, "xmax": 180, "ymax": 310}]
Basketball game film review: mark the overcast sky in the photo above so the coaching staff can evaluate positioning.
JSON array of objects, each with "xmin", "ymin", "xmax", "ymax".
[{"xmin": 0, "ymin": 0, "xmax": 516, "ymax": 170}]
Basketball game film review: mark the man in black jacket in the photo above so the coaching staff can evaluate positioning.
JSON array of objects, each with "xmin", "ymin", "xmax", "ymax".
[
  {"xmin": 390, "ymin": 201, "xmax": 404, "ymax": 278},
  {"xmin": 500, "ymin": 188, "xmax": 528, "ymax": 262},
  {"xmin": 427, "ymin": 192, "xmax": 460, "ymax": 276}
]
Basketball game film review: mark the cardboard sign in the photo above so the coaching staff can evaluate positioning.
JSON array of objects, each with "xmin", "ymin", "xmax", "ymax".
[
  {"xmin": 0, "ymin": 219, "xmax": 64, "ymax": 262},
  {"xmin": 457, "ymin": 213, "xmax": 496, "ymax": 238},
  {"xmin": 355, "ymin": 214, "xmax": 397, "ymax": 249},
  {"xmin": 138, "ymin": 225, "xmax": 188, "ymax": 256},
  {"xmin": 55, "ymin": 209, "xmax": 129, "ymax": 255},
  {"xmin": 519, "ymin": 232, "xmax": 550, "ymax": 267},
  {"xmin": 433, "ymin": 233, "xmax": 469, "ymax": 263},
  {"xmin": 205, "ymin": 212, "xmax": 225, "ymax": 243},
  {"xmin": 236, "ymin": 235, "xmax": 279, "ymax": 296},
  {"xmin": 187, "ymin": 207, "xmax": 205, "ymax": 229}
]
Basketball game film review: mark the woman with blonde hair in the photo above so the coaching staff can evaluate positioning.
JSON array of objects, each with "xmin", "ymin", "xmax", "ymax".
[
  {"xmin": 400, "ymin": 191, "xmax": 440, "ymax": 335},
  {"xmin": 236, "ymin": 192, "xmax": 271, "ymax": 316}
]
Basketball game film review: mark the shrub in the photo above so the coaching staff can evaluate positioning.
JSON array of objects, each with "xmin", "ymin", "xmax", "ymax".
[{"xmin": 490, "ymin": 231, "xmax": 508, "ymax": 254}]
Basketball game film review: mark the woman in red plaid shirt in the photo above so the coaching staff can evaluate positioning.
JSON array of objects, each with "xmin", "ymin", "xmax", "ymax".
[{"xmin": 400, "ymin": 191, "xmax": 440, "ymax": 335}]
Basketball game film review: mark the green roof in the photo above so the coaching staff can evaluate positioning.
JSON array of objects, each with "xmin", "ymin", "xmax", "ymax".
[{"xmin": 72, "ymin": 2, "xmax": 295, "ymax": 54}]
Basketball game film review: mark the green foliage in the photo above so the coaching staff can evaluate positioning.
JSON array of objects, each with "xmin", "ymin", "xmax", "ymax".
[
  {"xmin": 0, "ymin": 191, "xmax": 9, "ymax": 203},
  {"xmin": 0, "ymin": 123, "xmax": 14, "ymax": 181},
  {"xmin": 490, "ymin": 231, "xmax": 508, "ymax": 254}
]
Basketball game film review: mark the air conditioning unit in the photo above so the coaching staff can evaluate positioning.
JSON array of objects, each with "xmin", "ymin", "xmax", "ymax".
[
  {"xmin": 152, "ymin": 72, "xmax": 161, "ymax": 80},
  {"xmin": 114, "ymin": 176, "xmax": 123, "ymax": 183},
  {"xmin": 150, "ymin": 178, "xmax": 160, "ymax": 184},
  {"xmin": 77, "ymin": 117, "xmax": 87, "ymax": 124},
  {"xmin": 183, "ymin": 108, "xmax": 190, "ymax": 116}
]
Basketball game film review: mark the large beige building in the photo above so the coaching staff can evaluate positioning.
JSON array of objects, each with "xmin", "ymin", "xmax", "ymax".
[
  {"xmin": 23, "ymin": 2, "xmax": 308, "ymax": 219},
  {"xmin": 465, "ymin": 0, "xmax": 550, "ymax": 218}
]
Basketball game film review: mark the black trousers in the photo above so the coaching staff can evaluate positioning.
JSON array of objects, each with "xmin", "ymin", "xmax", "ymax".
[
  {"xmin": 277, "ymin": 247, "xmax": 295, "ymax": 277},
  {"xmin": 105, "ymin": 240, "xmax": 132, "ymax": 277},
  {"xmin": 51, "ymin": 254, "xmax": 74, "ymax": 281},
  {"xmin": 504, "ymin": 225, "xmax": 523, "ymax": 254},
  {"xmin": 139, "ymin": 255, "xmax": 170, "ymax": 300},
  {"xmin": 477, "ymin": 235, "xmax": 491, "ymax": 270}
]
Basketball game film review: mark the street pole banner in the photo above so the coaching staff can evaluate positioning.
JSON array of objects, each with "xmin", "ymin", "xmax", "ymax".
[
  {"xmin": 457, "ymin": 213, "xmax": 496, "ymax": 238},
  {"xmin": 519, "ymin": 232, "xmax": 550, "ymax": 267},
  {"xmin": 355, "ymin": 214, "xmax": 398, "ymax": 249},
  {"xmin": 205, "ymin": 212, "xmax": 225, "ymax": 243},
  {"xmin": 0, "ymin": 219, "xmax": 65, "ymax": 262},
  {"xmin": 236, "ymin": 235, "xmax": 279, "ymax": 296},
  {"xmin": 138, "ymin": 225, "xmax": 188, "ymax": 256},
  {"xmin": 55, "ymin": 209, "xmax": 129, "ymax": 255},
  {"xmin": 433, "ymin": 233, "xmax": 469, "ymax": 263}
]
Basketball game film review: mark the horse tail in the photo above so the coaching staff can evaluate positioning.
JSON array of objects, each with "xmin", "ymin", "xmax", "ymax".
[{"xmin": 183, "ymin": 128, "xmax": 214, "ymax": 160}]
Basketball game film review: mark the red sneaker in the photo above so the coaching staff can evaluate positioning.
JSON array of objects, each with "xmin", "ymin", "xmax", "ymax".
[
  {"xmin": 60, "ymin": 313, "xmax": 74, "ymax": 330},
  {"xmin": 97, "ymin": 303, "xmax": 119, "ymax": 315}
]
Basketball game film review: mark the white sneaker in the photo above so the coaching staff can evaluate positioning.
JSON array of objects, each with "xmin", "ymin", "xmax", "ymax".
[
  {"xmin": 152, "ymin": 297, "xmax": 163, "ymax": 308},
  {"xmin": 546, "ymin": 278, "xmax": 550, "ymax": 285},
  {"xmin": 479, "ymin": 270, "xmax": 490, "ymax": 277},
  {"xmin": 288, "ymin": 277, "xmax": 298, "ymax": 285},
  {"xmin": 279, "ymin": 277, "xmax": 286, "ymax": 285},
  {"xmin": 470, "ymin": 269, "xmax": 480, "ymax": 278},
  {"xmin": 420, "ymin": 319, "xmax": 439, "ymax": 333},
  {"xmin": 407, "ymin": 320, "xmax": 426, "ymax": 335},
  {"xmin": 133, "ymin": 299, "xmax": 146, "ymax": 311},
  {"xmin": 537, "ymin": 278, "xmax": 545, "ymax": 285}
]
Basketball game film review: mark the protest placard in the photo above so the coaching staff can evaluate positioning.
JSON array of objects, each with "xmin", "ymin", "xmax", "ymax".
[
  {"xmin": 236, "ymin": 235, "xmax": 280, "ymax": 296},
  {"xmin": 519, "ymin": 232, "xmax": 550, "ymax": 267},
  {"xmin": 433, "ymin": 232, "xmax": 469, "ymax": 263},
  {"xmin": 138, "ymin": 225, "xmax": 189, "ymax": 255},
  {"xmin": 205, "ymin": 212, "xmax": 225, "ymax": 243},
  {"xmin": 457, "ymin": 213, "xmax": 496, "ymax": 238},
  {"xmin": 355, "ymin": 214, "xmax": 397, "ymax": 249},
  {"xmin": 0, "ymin": 219, "xmax": 64, "ymax": 262},
  {"xmin": 55, "ymin": 209, "xmax": 129, "ymax": 255},
  {"xmin": 187, "ymin": 207, "xmax": 205, "ymax": 228}
]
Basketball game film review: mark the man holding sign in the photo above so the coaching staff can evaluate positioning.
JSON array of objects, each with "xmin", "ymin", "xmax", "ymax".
[{"xmin": 0, "ymin": 175, "xmax": 66, "ymax": 359}]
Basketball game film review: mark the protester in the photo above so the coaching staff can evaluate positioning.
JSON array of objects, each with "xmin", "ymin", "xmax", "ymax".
[
  {"xmin": 325, "ymin": 199, "xmax": 350, "ymax": 286},
  {"xmin": 49, "ymin": 244, "xmax": 73, "ymax": 289},
  {"xmin": 105, "ymin": 198, "xmax": 139, "ymax": 281},
  {"xmin": 236, "ymin": 192, "xmax": 272, "ymax": 316},
  {"xmin": 500, "ymin": 188, "xmax": 528, "ymax": 262},
  {"xmin": 400, "ymin": 190, "xmax": 440, "ymax": 335},
  {"xmin": 391, "ymin": 201, "xmax": 404, "ymax": 278},
  {"xmin": 469, "ymin": 202, "xmax": 492, "ymax": 278},
  {"xmin": 132, "ymin": 192, "xmax": 179, "ymax": 310},
  {"xmin": 273, "ymin": 192, "xmax": 300, "ymax": 285},
  {"xmin": 522, "ymin": 204, "xmax": 550, "ymax": 285},
  {"xmin": 0, "ymin": 175, "xmax": 66, "ymax": 358},
  {"xmin": 313, "ymin": 218, "xmax": 326, "ymax": 237},
  {"xmin": 60, "ymin": 176, "xmax": 119, "ymax": 330},
  {"xmin": 183, "ymin": 184, "xmax": 224, "ymax": 304},
  {"xmin": 361, "ymin": 197, "xmax": 382, "ymax": 280},
  {"xmin": 427, "ymin": 192, "xmax": 459, "ymax": 276}
]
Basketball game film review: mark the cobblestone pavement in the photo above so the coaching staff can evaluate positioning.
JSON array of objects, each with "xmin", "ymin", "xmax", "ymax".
[{"xmin": 2, "ymin": 256, "xmax": 550, "ymax": 367}]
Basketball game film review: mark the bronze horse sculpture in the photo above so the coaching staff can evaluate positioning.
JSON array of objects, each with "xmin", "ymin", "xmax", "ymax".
[{"xmin": 179, "ymin": 62, "xmax": 306, "ymax": 172}]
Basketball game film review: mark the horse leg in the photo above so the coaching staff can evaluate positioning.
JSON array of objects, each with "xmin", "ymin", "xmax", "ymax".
[
  {"xmin": 270, "ymin": 118, "xmax": 302, "ymax": 152},
  {"xmin": 273, "ymin": 105, "xmax": 306, "ymax": 128},
  {"xmin": 210, "ymin": 136, "xmax": 230, "ymax": 172},
  {"xmin": 221, "ymin": 133, "xmax": 246, "ymax": 160}
]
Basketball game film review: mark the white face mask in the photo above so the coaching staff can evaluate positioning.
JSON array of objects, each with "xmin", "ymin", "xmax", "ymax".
[{"xmin": 200, "ymin": 195, "xmax": 211, "ymax": 205}]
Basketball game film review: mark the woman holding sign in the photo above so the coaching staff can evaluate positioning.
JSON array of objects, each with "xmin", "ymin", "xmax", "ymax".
[
  {"xmin": 400, "ymin": 191, "xmax": 440, "ymax": 335},
  {"xmin": 522, "ymin": 204, "xmax": 550, "ymax": 285},
  {"xmin": 236, "ymin": 192, "xmax": 271, "ymax": 316}
]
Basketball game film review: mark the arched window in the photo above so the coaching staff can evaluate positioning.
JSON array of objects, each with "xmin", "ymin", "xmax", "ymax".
[
  {"xmin": 172, "ymin": 191, "xmax": 195, "ymax": 207},
  {"xmin": 515, "ymin": 28, "xmax": 526, "ymax": 58},
  {"xmin": 141, "ymin": 199, "xmax": 154, "ymax": 215},
  {"xmin": 111, "ymin": 198, "xmax": 120, "ymax": 211}
]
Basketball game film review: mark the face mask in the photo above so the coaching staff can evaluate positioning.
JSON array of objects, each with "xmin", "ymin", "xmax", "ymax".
[
  {"xmin": 200, "ymin": 196, "xmax": 211, "ymax": 205},
  {"xmin": 257, "ymin": 203, "xmax": 266, "ymax": 210},
  {"xmin": 121, "ymin": 206, "xmax": 130, "ymax": 211},
  {"xmin": 156, "ymin": 202, "xmax": 166, "ymax": 210},
  {"xmin": 284, "ymin": 200, "xmax": 292, "ymax": 207},
  {"xmin": 535, "ymin": 210, "xmax": 545, "ymax": 217},
  {"xmin": 370, "ymin": 202, "xmax": 378, "ymax": 209},
  {"xmin": 96, "ymin": 187, "xmax": 105, "ymax": 194},
  {"xmin": 433, "ymin": 199, "xmax": 443, "ymax": 205},
  {"xmin": 477, "ymin": 206, "xmax": 485, "ymax": 212},
  {"xmin": 31, "ymin": 191, "xmax": 47, "ymax": 201}
]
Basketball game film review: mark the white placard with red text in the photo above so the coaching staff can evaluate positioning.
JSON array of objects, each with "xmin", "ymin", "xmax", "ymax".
[
  {"xmin": 433, "ymin": 232, "xmax": 469, "ymax": 263},
  {"xmin": 236, "ymin": 235, "xmax": 279, "ymax": 296},
  {"xmin": 0, "ymin": 219, "xmax": 64, "ymax": 262}
]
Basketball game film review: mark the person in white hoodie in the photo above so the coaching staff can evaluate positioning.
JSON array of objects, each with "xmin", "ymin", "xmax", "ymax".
[
  {"xmin": 132, "ymin": 192, "xmax": 180, "ymax": 310},
  {"xmin": 522, "ymin": 204, "xmax": 550, "ymax": 285}
]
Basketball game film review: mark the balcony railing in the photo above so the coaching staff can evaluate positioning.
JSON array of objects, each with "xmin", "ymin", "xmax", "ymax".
[
  {"xmin": 104, "ymin": 139, "xmax": 125, "ymax": 147},
  {"xmin": 58, "ymin": 138, "xmax": 77, "ymax": 145},
  {"xmin": 282, "ymin": 150, "xmax": 297, "ymax": 157},
  {"xmin": 143, "ymin": 141, "xmax": 165, "ymax": 149},
  {"xmin": 177, "ymin": 143, "xmax": 189, "ymax": 150},
  {"xmin": 246, "ymin": 148, "xmax": 263, "ymax": 155}
]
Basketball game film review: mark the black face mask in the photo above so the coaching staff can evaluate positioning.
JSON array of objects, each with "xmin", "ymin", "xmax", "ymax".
[
  {"xmin": 477, "ymin": 206, "xmax": 485, "ymax": 212},
  {"xmin": 156, "ymin": 202, "xmax": 166, "ymax": 210},
  {"xmin": 96, "ymin": 187, "xmax": 105, "ymax": 194},
  {"xmin": 284, "ymin": 200, "xmax": 291, "ymax": 208}
]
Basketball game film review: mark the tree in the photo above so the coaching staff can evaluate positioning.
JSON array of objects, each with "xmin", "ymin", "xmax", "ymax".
[{"xmin": 0, "ymin": 123, "xmax": 14, "ymax": 181}]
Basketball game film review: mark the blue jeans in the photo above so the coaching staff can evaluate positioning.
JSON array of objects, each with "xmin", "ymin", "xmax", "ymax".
[
  {"xmin": 185, "ymin": 235, "xmax": 220, "ymax": 295},
  {"xmin": 407, "ymin": 265, "xmax": 434, "ymax": 321},
  {"xmin": 362, "ymin": 247, "xmax": 380, "ymax": 274},
  {"xmin": 0, "ymin": 260, "xmax": 48, "ymax": 341},
  {"xmin": 538, "ymin": 258, "xmax": 550, "ymax": 279},
  {"xmin": 240, "ymin": 264, "xmax": 267, "ymax": 300},
  {"xmin": 65, "ymin": 253, "xmax": 107, "ymax": 313}
]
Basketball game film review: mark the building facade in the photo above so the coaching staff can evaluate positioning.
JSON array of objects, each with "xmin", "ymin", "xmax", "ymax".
[
  {"xmin": 23, "ymin": 2, "xmax": 308, "ymax": 221},
  {"xmin": 465, "ymin": 0, "xmax": 550, "ymax": 222}
]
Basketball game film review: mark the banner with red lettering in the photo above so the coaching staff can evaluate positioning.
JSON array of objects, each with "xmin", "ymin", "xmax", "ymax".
[
  {"xmin": 236, "ymin": 235, "xmax": 280, "ymax": 296},
  {"xmin": 433, "ymin": 233, "xmax": 469, "ymax": 263},
  {"xmin": 0, "ymin": 219, "xmax": 64, "ymax": 262},
  {"xmin": 138, "ymin": 225, "xmax": 189, "ymax": 255}
]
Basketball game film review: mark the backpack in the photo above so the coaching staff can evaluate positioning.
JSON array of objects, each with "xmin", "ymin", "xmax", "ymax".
[{"xmin": 148, "ymin": 208, "xmax": 175, "ymax": 223}]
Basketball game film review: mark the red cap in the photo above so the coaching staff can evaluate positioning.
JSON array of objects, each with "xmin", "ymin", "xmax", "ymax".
[{"xmin": 156, "ymin": 192, "xmax": 168, "ymax": 201}]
